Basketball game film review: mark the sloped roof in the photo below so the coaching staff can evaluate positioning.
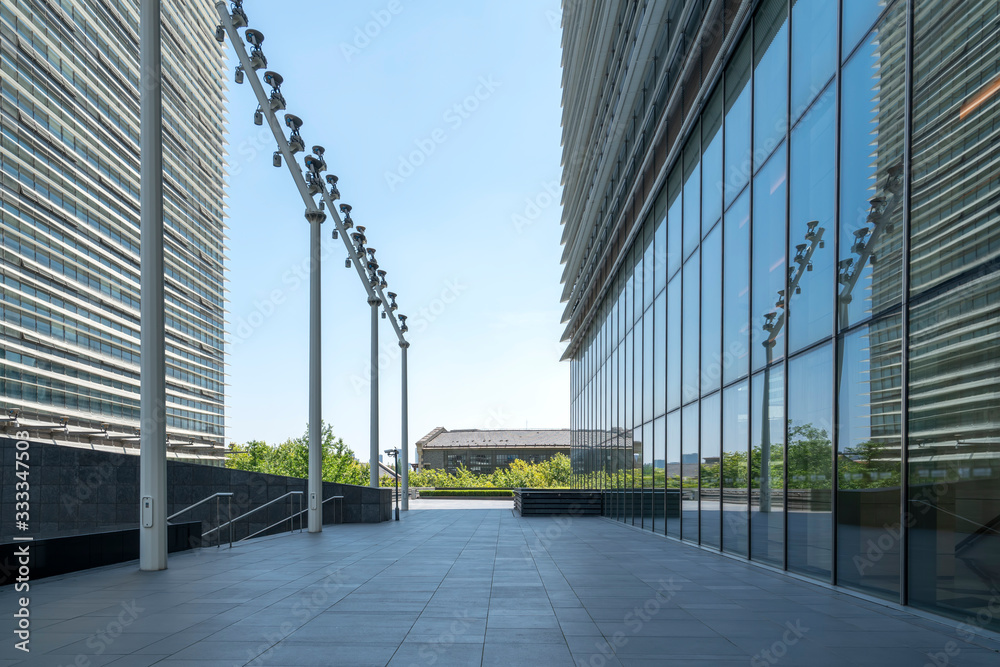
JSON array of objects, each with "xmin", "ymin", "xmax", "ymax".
[{"xmin": 416, "ymin": 427, "xmax": 571, "ymax": 450}]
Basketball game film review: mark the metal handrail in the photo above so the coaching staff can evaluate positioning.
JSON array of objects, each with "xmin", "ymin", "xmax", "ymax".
[
  {"xmin": 286, "ymin": 494, "xmax": 345, "ymax": 528},
  {"xmin": 204, "ymin": 491, "xmax": 303, "ymax": 548},
  {"xmin": 167, "ymin": 492, "xmax": 234, "ymax": 548},
  {"xmin": 167, "ymin": 492, "xmax": 234, "ymax": 522}
]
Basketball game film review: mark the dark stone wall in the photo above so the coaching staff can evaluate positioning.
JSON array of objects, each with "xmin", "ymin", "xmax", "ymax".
[{"xmin": 0, "ymin": 436, "xmax": 391, "ymax": 544}]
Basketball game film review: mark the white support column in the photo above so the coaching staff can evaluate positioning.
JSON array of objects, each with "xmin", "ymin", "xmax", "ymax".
[
  {"xmin": 139, "ymin": 0, "xmax": 167, "ymax": 571},
  {"xmin": 369, "ymin": 297, "xmax": 381, "ymax": 487},
  {"xmin": 400, "ymin": 342, "xmax": 409, "ymax": 510},
  {"xmin": 308, "ymin": 214, "xmax": 323, "ymax": 533}
]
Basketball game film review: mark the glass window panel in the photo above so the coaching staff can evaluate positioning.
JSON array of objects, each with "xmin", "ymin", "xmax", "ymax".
[
  {"xmin": 790, "ymin": 0, "xmax": 837, "ymax": 120},
  {"xmin": 908, "ymin": 272, "xmax": 1000, "ymax": 627},
  {"xmin": 789, "ymin": 84, "xmax": 836, "ymax": 353},
  {"xmin": 906, "ymin": 2, "xmax": 1000, "ymax": 626},
  {"xmin": 666, "ymin": 409, "xmax": 681, "ymax": 538},
  {"xmin": 642, "ymin": 420, "xmax": 653, "ymax": 531},
  {"xmin": 838, "ymin": 5, "xmax": 906, "ymax": 329},
  {"xmin": 723, "ymin": 190, "xmax": 751, "ymax": 385},
  {"xmin": 667, "ymin": 274, "xmax": 681, "ymax": 411},
  {"xmin": 725, "ymin": 34, "xmax": 752, "ymax": 207},
  {"xmin": 910, "ymin": 1, "xmax": 1000, "ymax": 297},
  {"xmin": 753, "ymin": 0, "xmax": 789, "ymax": 171},
  {"xmin": 751, "ymin": 365, "xmax": 785, "ymax": 567},
  {"xmin": 682, "ymin": 402, "xmax": 700, "ymax": 543},
  {"xmin": 683, "ymin": 137, "xmax": 701, "ymax": 259},
  {"xmin": 643, "ymin": 221, "xmax": 656, "ymax": 310},
  {"xmin": 629, "ymin": 426, "xmax": 640, "ymax": 525},
  {"xmin": 787, "ymin": 345, "xmax": 834, "ymax": 580},
  {"xmin": 682, "ymin": 252, "xmax": 700, "ymax": 404},
  {"xmin": 723, "ymin": 380, "xmax": 750, "ymax": 556},
  {"xmin": 633, "ymin": 315, "xmax": 643, "ymax": 431},
  {"xmin": 842, "ymin": 0, "xmax": 891, "ymax": 58},
  {"xmin": 633, "ymin": 247, "xmax": 643, "ymax": 327},
  {"xmin": 653, "ymin": 415, "xmax": 666, "ymax": 533},
  {"xmin": 643, "ymin": 308, "xmax": 654, "ymax": 423},
  {"xmin": 668, "ymin": 165, "xmax": 684, "ymax": 278},
  {"xmin": 751, "ymin": 146, "xmax": 787, "ymax": 371},
  {"xmin": 838, "ymin": 318, "xmax": 901, "ymax": 600},
  {"xmin": 701, "ymin": 391, "xmax": 722, "ymax": 549},
  {"xmin": 654, "ymin": 213, "xmax": 667, "ymax": 297},
  {"xmin": 624, "ymin": 327, "xmax": 633, "ymax": 451},
  {"xmin": 702, "ymin": 88, "xmax": 724, "ymax": 235},
  {"xmin": 654, "ymin": 290, "xmax": 666, "ymax": 418},
  {"xmin": 701, "ymin": 226, "xmax": 722, "ymax": 395}
]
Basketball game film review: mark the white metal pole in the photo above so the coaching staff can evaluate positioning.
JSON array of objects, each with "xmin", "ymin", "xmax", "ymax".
[
  {"xmin": 139, "ymin": 0, "xmax": 167, "ymax": 571},
  {"xmin": 400, "ymin": 342, "xmax": 409, "ymax": 510},
  {"xmin": 369, "ymin": 297, "xmax": 380, "ymax": 487},
  {"xmin": 308, "ymin": 216, "xmax": 322, "ymax": 532}
]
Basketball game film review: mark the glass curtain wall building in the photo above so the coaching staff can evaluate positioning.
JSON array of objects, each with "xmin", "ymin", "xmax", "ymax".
[
  {"xmin": 0, "ymin": 0, "xmax": 227, "ymax": 458},
  {"xmin": 563, "ymin": 0, "xmax": 999, "ymax": 629}
]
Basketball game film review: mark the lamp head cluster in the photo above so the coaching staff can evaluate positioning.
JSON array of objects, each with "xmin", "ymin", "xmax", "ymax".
[
  {"xmin": 220, "ymin": 3, "xmax": 410, "ymax": 344},
  {"xmin": 245, "ymin": 29, "xmax": 267, "ymax": 70}
]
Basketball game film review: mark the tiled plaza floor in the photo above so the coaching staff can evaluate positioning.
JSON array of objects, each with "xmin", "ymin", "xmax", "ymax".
[{"xmin": 2, "ymin": 507, "xmax": 999, "ymax": 666}]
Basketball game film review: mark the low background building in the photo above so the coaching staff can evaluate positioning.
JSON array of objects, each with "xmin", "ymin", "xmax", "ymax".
[{"xmin": 416, "ymin": 427, "xmax": 570, "ymax": 475}]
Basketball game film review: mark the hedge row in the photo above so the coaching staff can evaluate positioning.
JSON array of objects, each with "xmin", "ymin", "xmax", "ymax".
[{"xmin": 418, "ymin": 489, "xmax": 514, "ymax": 498}]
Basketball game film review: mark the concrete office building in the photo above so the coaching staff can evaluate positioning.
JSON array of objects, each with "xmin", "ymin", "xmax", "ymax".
[
  {"xmin": 562, "ymin": 0, "xmax": 999, "ymax": 630},
  {"xmin": 0, "ymin": 0, "xmax": 227, "ymax": 459}
]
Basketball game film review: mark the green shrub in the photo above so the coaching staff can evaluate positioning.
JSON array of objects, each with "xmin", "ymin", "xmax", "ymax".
[{"xmin": 418, "ymin": 489, "xmax": 514, "ymax": 498}]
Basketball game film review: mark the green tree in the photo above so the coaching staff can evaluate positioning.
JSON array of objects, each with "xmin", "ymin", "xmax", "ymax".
[{"xmin": 227, "ymin": 421, "xmax": 371, "ymax": 485}]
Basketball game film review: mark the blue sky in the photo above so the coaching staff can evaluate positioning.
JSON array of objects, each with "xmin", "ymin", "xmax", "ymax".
[{"xmin": 224, "ymin": 1, "xmax": 569, "ymax": 462}]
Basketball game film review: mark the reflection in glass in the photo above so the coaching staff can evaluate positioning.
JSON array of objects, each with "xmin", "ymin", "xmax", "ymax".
[
  {"xmin": 837, "ymin": 319, "xmax": 901, "ymax": 600},
  {"xmin": 641, "ymin": 420, "xmax": 653, "ymax": 530},
  {"xmin": 643, "ymin": 220, "xmax": 655, "ymax": 311},
  {"xmin": 643, "ymin": 308, "xmax": 654, "ymax": 424},
  {"xmin": 725, "ymin": 34, "xmax": 752, "ymax": 206},
  {"xmin": 631, "ymin": 426, "xmax": 641, "ymax": 526},
  {"xmin": 751, "ymin": 365, "xmax": 785, "ymax": 567},
  {"xmin": 702, "ymin": 89, "xmax": 723, "ymax": 235},
  {"xmin": 666, "ymin": 410, "xmax": 681, "ymax": 538},
  {"xmin": 683, "ymin": 139, "xmax": 701, "ymax": 260},
  {"xmin": 702, "ymin": 226, "xmax": 722, "ymax": 395},
  {"xmin": 789, "ymin": 84, "xmax": 835, "ymax": 353},
  {"xmin": 624, "ymin": 328, "xmax": 633, "ymax": 522},
  {"xmin": 753, "ymin": 0, "xmax": 788, "ymax": 170},
  {"xmin": 701, "ymin": 392, "xmax": 722, "ymax": 549},
  {"xmin": 653, "ymin": 415, "xmax": 665, "ymax": 533},
  {"xmin": 907, "ymin": 0, "xmax": 1000, "ymax": 625},
  {"xmin": 667, "ymin": 275, "xmax": 681, "ymax": 411},
  {"xmin": 654, "ymin": 213, "xmax": 667, "ymax": 297},
  {"xmin": 791, "ymin": 0, "xmax": 837, "ymax": 120},
  {"xmin": 723, "ymin": 190, "xmax": 750, "ymax": 385},
  {"xmin": 838, "ymin": 6, "xmax": 905, "ymax": 329},
  {"xmin": 842, "ymin": 0, "xmax": 890, "ymax": 58},
  {"xmin": 667, "ymin": 166, "xmax": 683, "ymax": 280},
  {"xmin": 654, "ymin": 291, "xmax": 666, "ymax": 419},
  {"xmin": 752, "ymin": 147, "xmax": 787, "ymax": 371},
  {"xmin": 682, "ymin": 402, "xmax": 700, "ymax": 543},
  {"xmin": 787, "ymin": 345, "xmax": 833, "ymax": 580},
  {"xmin": 723, "ymin": 380, "xmax": 750, "ymax": 556},
  {"xmin": 682, "ymin": 252, "xmax": 700, "ymax": 404}
]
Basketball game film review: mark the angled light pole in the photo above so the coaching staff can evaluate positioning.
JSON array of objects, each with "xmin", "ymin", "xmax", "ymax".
[
  {"xmin": 139, "ymin": 0, "xmax": 167, "ymax": 571},
  {"xmin": 215, "ymin": 1, "xmax": 328, "ymax": 531},
  {"xmin": 217, "ymin": 0, "xmax": 413, "ymax": 507}
]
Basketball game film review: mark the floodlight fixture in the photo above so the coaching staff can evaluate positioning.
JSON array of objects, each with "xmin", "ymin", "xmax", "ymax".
[
  {"xmin": 264, "ymin": 71, "xmax": 286, "ymax": 110},
  {"xmin": 399, "ymin": 314, "xmax": 408, "ymax": 333},
  {"xmin": 245, "ymin": 29, "xmax": 267, "ymax": 70},
  {"xmin": 326, "ymin": 175, "xmax": 340, "ymax": 201},
  {"xmin": 304, "ymin": 152, "xmax": 326, "ymax": 174},
  {"xmin": 234, "ymin": 65, "xmax": 244, "ymax": 84},
  {"xmin": 215, "ymin": 24, "xmax": 225, "ymax": 42},
  {"xmin": 273, "ymin": 151, "xmax": 282, "ymax": 168},
  {"xmin": 253, "ymin": 106, "xmax": 263, "ymax": 125},
  {"xmin": 332, "ymin": 229, "xmax": 338, "ymax": 240},
  {"xmin": 345, "ymin": 258, "xmax": 351, "ymax": 268},
  {"xmin": 284, "ymin": 114, "xmax": 305, "ymax": 153},
  {"xmin": 230, "ymin": 0, "xmax": 248, "ymax": 28}
]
